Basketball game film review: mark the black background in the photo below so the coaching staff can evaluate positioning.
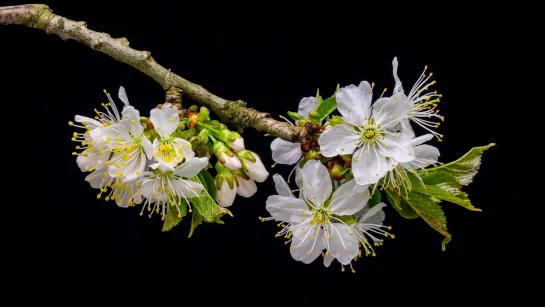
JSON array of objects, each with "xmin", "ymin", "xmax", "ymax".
[{"xmin": 2, "ymin": 0, "xmax": 536, "ymax": 305}]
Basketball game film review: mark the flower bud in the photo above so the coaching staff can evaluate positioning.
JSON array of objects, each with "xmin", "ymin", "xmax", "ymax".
[
  {"xmin": 228, "ymin": 132, "xmax": 245, "ymax": 151},
  {"xmin": 326, "ymin": 158, "xmax": 345, "ymax": 180},
  {"xmin": 234, "ymin": 170, "xmax": 257, "ymax": 197},
  {"xmin": 304, "ymin": 148, "xmax": 321, "ymax": 161},
  {"xmin": 328, "ymin": 115, "xmax": 345, "ymax": 126},
  {"xmin": 197, "ymin": 106, "xmax": 210, "ymax": 122},
  {"xmin": 308, "ymin": 110, "xmax": 321, "ymax": 124},
  {"xmin": 216, "ymin": 172, "xmax": 236, "ymax": 207},
  {"xmin": 213, "ymin": 142, "xmax": 242, "ymax": 170},
  {"xmin": 237, "ymin": 150, "xmax": 269, "ymax": 183}
]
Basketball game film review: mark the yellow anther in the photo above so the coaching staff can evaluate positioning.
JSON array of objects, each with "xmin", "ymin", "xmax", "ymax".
[
  {"xmin": 391, "ymin": 235, "xmax": 395, "ymax": 239},
  {"xmin": 68, "ymin": 121, "xmax": 74, "ymax": 126},
  {"xmin": 341, "ymin": 267, "xmax": 345, "ymax": 272},
  {"xmin": 169, "ymin": 117, "xmax": 175, "ymax": 122},
  {"xmin": 307, "ymin": 251, "xmax": 311, "ymax": 255},
  {"xmin": 72, "ymin": 152, "xmax": 77, "ymax": 156},
  {"xmin": 97, "ymin": 194, "xmax": 101, "ymax": 199},
  {"xmin": 131, "ymin": 119, "xmax": 136, "ymax": 124},
  {"xmin": 71, "ymin": 137, "xmax": 76, "ymax": 141}
]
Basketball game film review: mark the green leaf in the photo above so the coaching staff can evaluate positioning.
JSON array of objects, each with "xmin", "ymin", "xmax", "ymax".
[
  {"xmin": 287, "ymin": 111, "xmax": 302, "ymax": 121},
  {"xmin": 188, "ymin": 212, "xmax": 203, "ymax": 238},
  {"xmin": 424, "ymin": 143, "xmax": 495, "ymax": 186},
  {"xmin": 369, "ymin": 189, "xmax": 382, "ymax": 207},
  {"xmin": 172, "ymin": 128, "xmax": 195, "ymax": 140},
  {"xmin": 162, "ymin": 199, "xmax": 188, "ymax": 232},
  {"xmin": 198, "ymin": 170, "xmax": 217, "ymax": 201},
  {"xmin": 410, "ymin": 172, "xmax": 481, "ymax": 211},
  {"xmin": 384, "ymin": 189, "xmax": 419, "ymax": 219},
  {"xmin": 404, "ymin": 192, "xmax": 452, "ymax": 251},
  {"xmin": 316, "ymin": 94, "xmax": 337, "ymax": 122},
  {"xmin": 315, "ymin": 91, "xmax": 324, "ymax": 109}
]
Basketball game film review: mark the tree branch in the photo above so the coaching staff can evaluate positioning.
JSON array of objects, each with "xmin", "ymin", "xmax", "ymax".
[{"xmin": 0, "ymin": 4, "xmax": 305, "ymax": 142}]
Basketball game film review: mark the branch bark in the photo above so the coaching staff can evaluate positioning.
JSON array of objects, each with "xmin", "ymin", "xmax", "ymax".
[{"xmin": 0, "ymin": 4, "xmax": 305, "ymax": 142}]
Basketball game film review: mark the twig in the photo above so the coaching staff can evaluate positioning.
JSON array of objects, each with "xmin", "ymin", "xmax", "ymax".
[{"xmin": 0, "ymin": 4, "xmax": 304, "ymax": 142}]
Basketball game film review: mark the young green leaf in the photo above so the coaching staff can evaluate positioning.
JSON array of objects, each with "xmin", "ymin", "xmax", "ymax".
[
  {"xmin": 410, "ymin": 172, "xmax": 481, "ymax": 211},
  {"xmin": 368, "ymin": 189, "xmax": 382, "ymax": 207},
  {"xmin": 188, "ymin": 212, "xmax": 203, "ymax": 238},
  {"xmin": 316, "ymin": 94, "xmax": 337, "ymax": 122},
  {"xmin": 405, "ymin": 192, "xmax": 452, "ymax": 251},
  {"xmin": 172, "ymin": 128, "xmax": 195, "ymax": 140},
  {"xmin": 198, "ymin": 170, "xmax": 217, "ymax": 201},
  {"xmin": 287, "ymin": 111, "xmax": 303, "ymax": 121},
  {"xmin": 384, "ymin": 189, "xmax": 419, "ymax": 219},
  {"xmin": 424, "ymin": 143, "xmax": 495, "ymax": 186},
  {"xmin": 162, "ymin": 199, "xmax": 188, "ymax": 232}
]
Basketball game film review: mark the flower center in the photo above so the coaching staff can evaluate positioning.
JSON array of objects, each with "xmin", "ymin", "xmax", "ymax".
[
  {"xmin": 155, "ymin": 140, "xmax": 184, "ymax": 164},
  {"xmin": 359, "ymin": 125, "xmax": 383, "ymax": 144},
  {"xmin": 310, "ymin": 207, "xmax": 332, "ymax": 227}
]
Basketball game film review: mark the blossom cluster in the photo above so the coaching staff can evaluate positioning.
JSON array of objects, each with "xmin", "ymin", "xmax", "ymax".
[
  {"xmin": 265, "ymin": 57, "xmax": 442, "ymax": 270},
  {"xmin": 70, "ymin": 87, "xmax": 268, "ymax": 230}
]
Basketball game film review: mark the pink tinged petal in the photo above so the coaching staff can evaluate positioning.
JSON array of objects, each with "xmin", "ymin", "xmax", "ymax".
[
  {"xmin": 217, "ymin": 180, "xmax": 236, "ymax": 207},
  {"xmin": 379, "ymin": 132, "xmax": 414, "ymax": 163},
  {"xmin": 301, "ymin": 160, "xmax": 332, "ymax": 206},
  {"xmin": 273, "ymin": 174, "xmax": 294, "ymax": 198},
  {"xmin": 330, "ymin": 179, "xmax": 369, "ymax": 215},
  {"xmin": 336, "ymin": 83, "xmax": 371, "ymax": 125},
  {"xmin": 150, "ymin": 104, "xmax": 179, "ymax": 137},
  {"xmin": 236, "ymin": 177, "xmax": 257, "ymax": 197},
  {"xmin": 141, "ymin": 134, "xmax": 154, "ymax": 159},
  {"xmin": 326, "ymin": 223, "xmax": 359, "ymax": 265},
  {"xmin": 174, "ymin": 157, "xmax": 209, "ymax": 178},
  {"xmin": 75, "ymin": 115, "xmax": 103, "ymax": 129},
  {"xmin": 318, "ymin": 124, "xmax": 360, "ymax": 157},
  {"xmin": 402, "ymin": 144, "xmax": 440, "ymax": 170},
  {"xmin": 270, "ymin": 138, "xmax": 302, "ymax": 165},
  {"xmin": 265, "ymin": 196, "xmax": 308, "ymax": 222},
  {"xmin": 359, "ymin": 202, "xmax": 387, "ymax": 223},
  {"xmin": 290, "ymin": 226, "xmax": 325, "ymax": 264},
  {"xmin": 371, "ymin": 94, "xmax": 410, "ymax": 130},
  {"xmin": 410, "ymin": 134, "xmax": 434, "ymax": 146},
  {"xmin": 352, "ymin": 146, "xmax": 388, "ymax": 185},
  {"xmin": 118, "ymin": 86, "xmax": 130, "ymax": 106},
  {"xmin": 297, "ymin": 96, "xmax": 317, "ymax": 118}
]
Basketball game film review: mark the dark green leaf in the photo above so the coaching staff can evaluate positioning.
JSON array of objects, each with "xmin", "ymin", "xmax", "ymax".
[
  {"xmin": 384, "ymin": 189, "xmax": 419, "ymax": 219},
  {"xmin": 162, "ymin": 199, "xmax": 188, "ymax": 232},
  {"xmin": 405, "ymin": 191, "xmax": 452, "ymax": 251},
  {"xmin": 188, "ymin": 212, "xmax": 203, "ymax": 238},
  {"xmin": 198, "ymin": 170, "xmax": 217, "ymax": 201},
  {"xmin": 189, "ymin": 175, "xmax": 232, "ymax": 224},
  {"xmin": 316, "ymin": 94, "xmax": 337, "ymax": 121},
  {"xmin": 287, "ymin": 111, "xmax": 303, "ymax": 121},
  {"xmin": 369, "ymin": 189, "xmax": 382, "ymax": 207},
  {"xmin": 424, "ymin": 143, "xmax": 495, "ymax": 186},
  {"xmin": 410, "ymin": 172, "xmax": 481, "ymax": 211}
]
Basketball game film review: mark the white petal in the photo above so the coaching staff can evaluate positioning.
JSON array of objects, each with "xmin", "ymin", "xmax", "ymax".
[
  {"xmin": 118, "ymin": 86, "xmax": 130, "ymax": 106},
  {"xmin": 140, "ymin": 177, "xmax": 157, "ymax": 199},
  {"xmin": 149, "ymin": 162, "xmax": 175, "ymax": 173},
  {"xmin": 75, "ymin": 115, "xmax": 103, "ymax": 129},
  {"xmin": 172, "ymin": 179, "xmax": 204, "ymax": 199},
  {"xmin": 217, "ymin": 180, "xmax": 236, "ymax": 207},
  {"xmin": 220, "ymin": 153, "xmax": 242, "ymax": 171},
  {"xmin": 270, "ymin": 138, "xmax": 302, "ymax": 165},
  {"xmin": 359, "ymin": 202, "xmax": 386, "ymax": 223},
  {"xmin": 150, "ymin": 104, "xmax": 179, "ymax": 137},
  {"xmin": 290, "ymin": 227, "xmax": 325, "ymax": 264},
  {"xmin": 244, "ymin": 153, "xmax": 269, "ymax": 183},
  {"xmin": 141, "ymin": 134, "xmax": 154, "ymax": 159},
  {"xmin": 352, "ymin": 146, "xmax": 388, "ymax": 185},
  {"xmin": 236, "ymin": 177, "xmax": 257, "ymax": 197},
  {"xmin": 294, "ymin": 165, "xmax": 304, "ymax": 188},
  {"xmin": 330, "ymin": 179, "xmax": 368, "ymax": 215},
  {"xmin": 410, "ymin": 134, "xmax": 434, "ymax": 146},
  {"xmin": 265, "ymin": 195, "xmax": 309, "ymax": 222},
  {"xmin": 101, "ymin": 123, "xmax": 130, "ymax": 148},
  {"xmin": 297, "ymin": 96, "xmax": 317, "ymax": 118},
  {"xmin": 371, "ymin": 94, "xmax": 410, "ymax": 130},
  {"xmin": 336, "ymin": 83, "xmax": 371, "ymax": 125},
  {"xmin": 231, "ymin": 138, "xmax": 245, "ymax": 151},
  {"xmin": 318, "ymin": 124, "xmax": 359, "ymax": 157},
  {"xmin": 173, "ymin": 138, "xmax": 195, "ymax": 161},
  {"xmin": 85, "ymin": 166, "xmax": 109, "ymax": 189},
  {"xmin": 326, "ymin": 223, "xmax": 359, "ymax": 265},
  {"xmin": 301, "ymin": 160, "xmax": 332, "ymax": 207},
  {"xmin": 174, "ymin": 157, "xmax": 209, "ymax": 178},
  {"xmin": 121, "ymin": 107, "xmax": 143, "ymax": 137},
  {"xmin": 76, "ymin": 151, "xmax": 99, "ymax": 172},
  {"xmin": 323, "ymin": 252, "xmax": 335, "ymax": 267},
  {"xmin": 392, "ymin": 57, "xmax": 404, "ymax": 93},
  {"xmin": 399, "ymin": 118, "xmax": 415, "ymax": 138},
  {"xmin": 402, "ymin": 144, "xmax": 440, "ymax": 169},
  {"xmin": 379, "ymin": 132, "xmax": 414, "ymax": 163},
  {"xmin": 273, "ymin": 174, "xmax": 294, "ymax": 198}
]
